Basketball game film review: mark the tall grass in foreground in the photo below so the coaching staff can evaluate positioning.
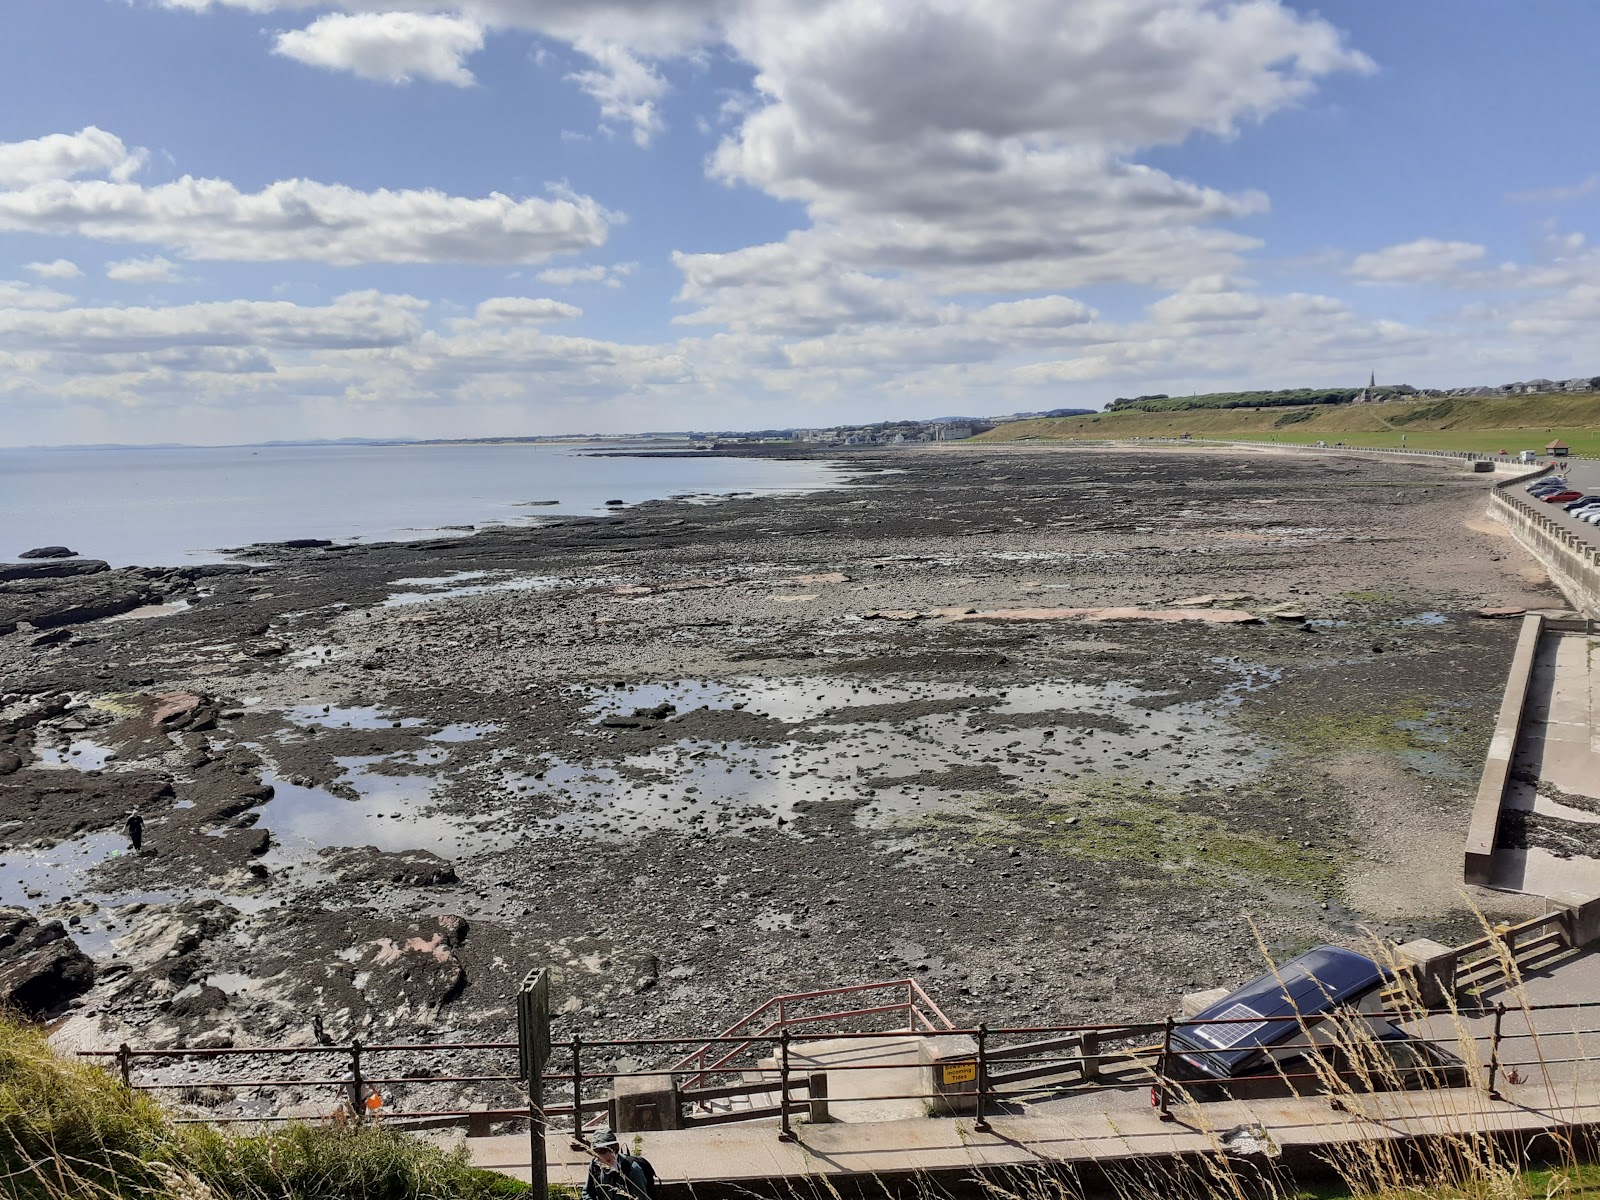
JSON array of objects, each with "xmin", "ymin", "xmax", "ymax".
[{"xmin": 0, "ymin": 1012, "xmax": 521, "ymax": 1200}]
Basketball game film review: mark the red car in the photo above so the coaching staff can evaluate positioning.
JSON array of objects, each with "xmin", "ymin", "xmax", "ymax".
[{"xmin": 1541, "ymin": 490, "xmax": 1583, "ymax": 503}]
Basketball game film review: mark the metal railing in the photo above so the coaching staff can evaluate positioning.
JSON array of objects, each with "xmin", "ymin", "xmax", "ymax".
[
  {"xmin": 75, "ymin": 998, "xmax": 1600, "ymax": 1142},
  {"xmin": 670, "ymin": 977, "xmax": 954, "ymax": 1093}
]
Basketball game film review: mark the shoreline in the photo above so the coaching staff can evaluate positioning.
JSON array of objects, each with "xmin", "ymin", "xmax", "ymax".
[{"xmin": 0, "ymin": 441, "xmax": 1569, "ymax": 1122}]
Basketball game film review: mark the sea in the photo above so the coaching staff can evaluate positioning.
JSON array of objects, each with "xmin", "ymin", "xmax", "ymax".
[{"xmin": 0, "ymin": 442, "xmax": 845, "ymax": 567}]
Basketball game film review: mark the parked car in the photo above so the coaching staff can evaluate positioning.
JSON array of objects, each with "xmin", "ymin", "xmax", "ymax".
[
  {"xmin": 1541, "ymin": 491, "xmax": 1583, "ymax": 504},
  {"xmin": 1527, "ymin": 479, "xmax": 1569, "ymax": 494},
  {"xmin": 1579, "ymin": 508, "xmax": 1600, "ymax": 525},
  {"xmin": 1563, "ymin": 496, "xmax": 1600, "ymax": 512}
]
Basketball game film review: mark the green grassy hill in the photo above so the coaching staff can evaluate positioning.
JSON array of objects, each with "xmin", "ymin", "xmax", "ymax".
[{"xmin": 979, "ymin": 391, "xmax": 1600, "ymax": 456}]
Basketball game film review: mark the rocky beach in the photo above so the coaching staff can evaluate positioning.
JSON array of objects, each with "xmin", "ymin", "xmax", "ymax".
[{"xmin": 0, "ymin": 442, "xmax": 1562, "ymax": 1120}]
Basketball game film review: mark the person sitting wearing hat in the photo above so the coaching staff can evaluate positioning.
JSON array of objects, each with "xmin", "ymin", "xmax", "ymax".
[{"xmin": 582, "ymin": 1129, "xmax": 653, "ymax": 1200}]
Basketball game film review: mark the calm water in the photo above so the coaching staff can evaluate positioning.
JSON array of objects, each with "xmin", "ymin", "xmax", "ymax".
[{"xmin": 0, "ymin": 443, "xmax": 844, "ymax": 566}]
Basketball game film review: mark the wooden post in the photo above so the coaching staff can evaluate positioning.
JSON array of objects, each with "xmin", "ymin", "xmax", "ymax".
[{"xmin": 518, "ymin": 968, "xmax": 551, "ymax": 1197}]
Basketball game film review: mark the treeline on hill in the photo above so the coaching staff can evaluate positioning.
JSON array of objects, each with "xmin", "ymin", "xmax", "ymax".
[{"xmin": 1105, "ymin": 386, "xmax": 1416, "ymax": 413}]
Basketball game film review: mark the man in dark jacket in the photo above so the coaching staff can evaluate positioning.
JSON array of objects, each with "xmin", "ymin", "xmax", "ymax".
[{"xmin": 582, "ymin": 1128, "xmax": 651, "ymax": 1200}]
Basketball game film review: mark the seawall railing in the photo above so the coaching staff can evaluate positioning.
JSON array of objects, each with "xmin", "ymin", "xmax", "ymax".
[{"xmin": 77, "ymin": 896, "xmax": 1600, "ymax": 1139}]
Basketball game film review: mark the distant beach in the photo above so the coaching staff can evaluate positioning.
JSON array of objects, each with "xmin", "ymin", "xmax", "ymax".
[{"xmin": 0, "ymin": 442, "xmax": 844, "ymax": 566}]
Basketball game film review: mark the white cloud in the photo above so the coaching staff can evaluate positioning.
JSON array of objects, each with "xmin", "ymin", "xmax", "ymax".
[
  {"xmin": 1347, "ymin": 239, "xmax": 1488, "ymax": 284},
  {"xmin": 472, "ymin": 296, "xmax": 582, "ymax": 322},
  {"xmin": 538, "ymin": 261, "xmax": 637, "ymax": 287},
  {"xmin": 23, "ymin": 258, "xmax": 81, "ymax": 280},
  {"xmin": 0, "ymin": 281, "xmax": 74, "ymax": 310},
  {"xmin": 274, "ymin": 12, "xmax": 485, "ymax": 86},
  {"xmin": 971, "ymin": 296, "xmax": 1096, "ymax": 328},
  {"xmin": 566, "ymin": 40, "xmax": 669, "ymax": 146},
  {"xmin": 1148, "ymin": 289, "xmax": 1266, "ymax": 324},
  {"xmin": 0, "ymin": 127, "xmax": 146, "ymax": 187},
  {"xmin": 0, "ymin": 130, "xmax": 614, "ymax": 265},
  {"xmin": 1507, "ymin": 174, "xmax": 1600, "ymax": 205},
  {"xmin": 106, "ymin": 255, "xmax": 183, "ymax": 284},
  {"xmin": 0, "ymin": 291, "xmax": 426, "ymax": 354}
]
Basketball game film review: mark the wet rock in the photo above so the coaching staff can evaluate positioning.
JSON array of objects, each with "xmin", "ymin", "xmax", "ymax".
[
  {"xmin": 0, "ymin": 559, "xmax": 109, "ymax": 581},
  {"xmin": 0, "ymin": 576, "xmax": 164, "ymax": 630},
  {"xmin": 631, "ymin": 954, "xmax": 659, "ymax": 994},
  {"xmin": 28, "ymin": 628, "xmax": 73, "ymax": 647},
  {"xmin": 169, "ymin": 984, "xmax": 230, "ymax": 1020},
  {"xmin": 244, "ymin": 639, "xmax": 288, "ymax": 658},
  {"xmin": 0, "ymin": 772, "xmax": 174, "ymax": 845},
  {"xmin": 18, "ymin": 546, "xmax": 77, "ymax": 559},
  {"xmin": 631, "ymin": 703, "xmax": 676, "ymax": 720},
  {"xmin": 279, "ymin": 539, "xmax": 334, "ymax": 550},
  {"xmin": 0, "ymin": 751, "xmax": 20, "ymax": 776},
  {"xmin": 0, "ymin": 908, "xmax": 95, "ymax": 1016},
  {"xmin": 361, "ymin": 916, "xmax": 471, "ymax": 1020},
  {"xmin": 323, "ymin": 847, "xmax": 458, "ymax": 887}
]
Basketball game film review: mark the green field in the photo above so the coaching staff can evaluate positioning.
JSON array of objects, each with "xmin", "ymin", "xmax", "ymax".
[{"xmin": 980, "ymin": 391, "xmax": 1600, "ymax": 456}]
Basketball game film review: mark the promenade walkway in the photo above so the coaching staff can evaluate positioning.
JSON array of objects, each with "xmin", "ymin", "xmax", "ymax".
[
  {"xmin": 1489, "ymin": 622, "xmax": 1600, "ymax": 896},
  {"xmin": 470, "ymin": 1040, "xmax": 1600, "ymax": 1190}
]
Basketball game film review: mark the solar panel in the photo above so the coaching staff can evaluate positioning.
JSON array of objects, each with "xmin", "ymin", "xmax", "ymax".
[{"xmin": 1190, "ymin": 1003, "xmax": 1269, "ymax": 1049}]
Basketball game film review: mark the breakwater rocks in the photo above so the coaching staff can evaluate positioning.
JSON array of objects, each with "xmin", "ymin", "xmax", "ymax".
[{"xmin": 0, "ymin": 443, "xmax": 1563, "ymax": 1120}]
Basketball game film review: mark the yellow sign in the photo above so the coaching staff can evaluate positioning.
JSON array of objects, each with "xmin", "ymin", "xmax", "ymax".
[{"xmin": 941, "ymin": 1061, "xmax": 977, "ymax": 1085}]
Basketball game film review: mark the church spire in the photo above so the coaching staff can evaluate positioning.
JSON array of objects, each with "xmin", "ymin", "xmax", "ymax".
[{"xmin": 1369, "ymin": 370, "xmax": 1376, "ymax": 389}]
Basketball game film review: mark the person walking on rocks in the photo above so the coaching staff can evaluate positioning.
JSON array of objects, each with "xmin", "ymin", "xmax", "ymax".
[
  {"xmin": 125, "ymin": 810, "xmax": 144, "ymax": 853},
  {"xmin": 582, "ymin": 1129, "xmax": 653, "ymax": 1200}
]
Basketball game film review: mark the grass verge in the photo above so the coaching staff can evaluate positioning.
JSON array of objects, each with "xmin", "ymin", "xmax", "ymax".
[{"xmin": 0, "ymin": 1011, "xmax": 524, "ymax": 1199}]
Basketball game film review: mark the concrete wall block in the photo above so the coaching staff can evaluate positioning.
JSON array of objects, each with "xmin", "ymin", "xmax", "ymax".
[
  {"xmin": 1553, "ymin": 891, "xmax": 1600, "ymax": 948},
  {"xmin": 1182, "ymin": 987, "xmax": 1230, "ymax": 1017},
  {"xmin": 919, "ymin": 1033, "xmax": 979, "ymax": 1116},
  {"xmin": 1395, "ymin": 938, "xmax": 1459, "ymax": 1007},
  {"xmin": 612, "ymin": 1072, "xmax": 682, "ymax": 1132}
]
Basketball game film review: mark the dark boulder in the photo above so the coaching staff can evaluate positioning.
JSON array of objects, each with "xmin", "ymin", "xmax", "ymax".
[
  {"xmin": 279, "ymin": 539, "xmax": 333, "ymax": 550},
  {"xmin": 0, "ymin": 908, "xmax": 95, "ymax": 1016},
  {"xmin": 323, "ymin": 846, "xmax": 458, "ymax": 887},
  {"xmin": 17, "ymin": 547, "xmax": 78, "ymax": 559},
  {"xmin": 0, "ymin": 559, "xmax": 109, "ymax": 582},
  {"xmin": 0, "ymin": 576, "xmax": 163, "ymax": 631}
]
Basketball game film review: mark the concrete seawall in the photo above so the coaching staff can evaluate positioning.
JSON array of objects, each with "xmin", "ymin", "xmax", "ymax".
[
  {"xmin": 1464, "ymin": 613, "xmax": 1544, "ymax": 885},
  {"xmin": 1489, "ymin": 472, "xmax": 1600, "ymax": 619}
]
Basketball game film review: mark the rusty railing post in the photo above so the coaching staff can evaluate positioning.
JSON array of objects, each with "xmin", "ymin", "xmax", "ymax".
[
  {"xmin": 973, "ymin": 1022, "xmax": 991, "ymax": 1133},
  {"xmin": 117, "ymin": 1043, "xmax": 132, "ymax": 1089},
  {"xmin": 777, "ymin": 1029, "xmax": 794, "ymax": 1142},
  {"xmin": 571, "ymin": 1034, "xmax": 583, "ymax": 1134},
  {"xmin": 1157, "ymin": 1017, "xmax": 1176, "ymax": 1122},
  {"xmin": 1487, "ymin": 1002, "xmax": 1507, "ymax": 1100}
]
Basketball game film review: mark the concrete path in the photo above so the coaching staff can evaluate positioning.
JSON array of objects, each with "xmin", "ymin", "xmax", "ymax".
[
  {"xmin": 471, "ymin": 952, "xmax": 1600, "ymax": 1187},
  {"xmin": 1490, "ymin": 626, "xmax": 1600, "ymax": 895},
  {"xmin": 469, "ymin": 1077, "xmax": 1600, "ymax": 1188}
]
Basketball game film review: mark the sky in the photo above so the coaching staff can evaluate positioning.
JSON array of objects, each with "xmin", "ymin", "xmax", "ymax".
[{"xmin": 1, "ymin": 1, "xmax": 1597, "ymax": 446}]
